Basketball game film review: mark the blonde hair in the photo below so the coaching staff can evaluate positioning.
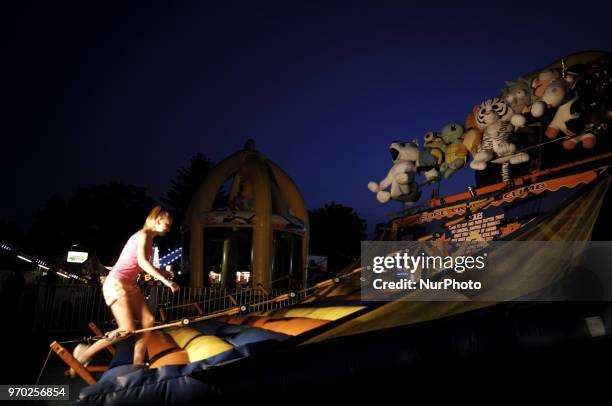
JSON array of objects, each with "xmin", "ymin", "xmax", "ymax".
[{"xmin": 143, "ymin": 206, "xmax": 173, "ymax": 231}]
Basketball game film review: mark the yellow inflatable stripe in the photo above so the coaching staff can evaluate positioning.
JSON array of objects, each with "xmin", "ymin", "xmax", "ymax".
[
  {"xmin": 185, "ymin": 335, "xmax": 235, "ymax": 362},
  {"xmin": 166, "ymin": 327, "xmax": 202, "ymax": 348},
  {"xmin": 260, "ymin": 306, "xmax": 365, "ymax": 321}
]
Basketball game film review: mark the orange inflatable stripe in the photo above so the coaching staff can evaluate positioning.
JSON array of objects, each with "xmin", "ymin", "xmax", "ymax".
[
  {"xmin": 261, "ymin": 318, "xmax": 330, "ymax": 336},
  {"xmin": 225, "ymin": 315, "xmax": 274, "ymax": 326},
  {"xmin": 149, "ymin": 350, "xmax": 190, "ymax": 369},
  {"xmin": 147, "ymin": 331, "xmax": 180, "ymax": 360}
]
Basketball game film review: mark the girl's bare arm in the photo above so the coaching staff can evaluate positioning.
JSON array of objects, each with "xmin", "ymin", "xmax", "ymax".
[{"xmin": 136, "ymin": 232, "xmax": 176, "ymax": 289}]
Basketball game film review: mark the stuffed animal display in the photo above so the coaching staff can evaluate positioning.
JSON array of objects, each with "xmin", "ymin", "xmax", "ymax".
[
  {"xmin": 531, "ymin": 77, "xmax": 571, "ymax": 119},
  {"xmin": 462, "ymin": 110, "xmax": 483, "ymax": 157},
  {"xmin": 370, "ymin": 53, "xmax": 611, "ymax": 205},
  {"xmin": 470, "ymin": 98, "xmax": 529, "ymax": 170},
  {"xmin": 502, "ymin": 78, "xmax": 533, "ymax": 128},
  {"xmin": 440, "ymin": 123, "xmax": 468, "ymax": 179},
  {"xmin": 418, "ymin": 132, "xmax": 445, "ymax": 183},
  {"xmin": 368, "ymin": 141, "xmax": 422, "ymax": 205},
  {"xmin": 546, "ymin": 97, "xmax": 596, "ymax": 149},
  {"xmin": 569, "ymin": 57, "xmax": 612, "ymax": 125},
  {"xmin": 531, "ymin": 69, "xmax": 560, "ymax": 99},
  {"xmin": 469, "ymin": 54, "xmax": 610, "ymax": 175},
  {"xmin": 545, "ymin": 57, "xmax": 612, "ymax": 149}
]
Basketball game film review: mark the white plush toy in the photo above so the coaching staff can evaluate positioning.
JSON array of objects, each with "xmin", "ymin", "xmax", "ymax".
[
  {"xmin": 531, "ymin": 78, "xmax": 571, "ymax": 118},
  {"xmin": 545, "ymin": 97, "xmax": 596, "ymax": 149},
  {"xmin": 368, "ymin": 141, "xmax": 421, "ymax": 205},
  {"xmin": 470, "ymin": 97, "xmax": 529, "ymax": 170}
]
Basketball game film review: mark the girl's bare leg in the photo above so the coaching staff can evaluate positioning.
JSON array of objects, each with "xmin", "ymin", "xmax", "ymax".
[
  {"xmin": 129, "ymin": 291, "xmax": 155, "ymax": 365},
  {"xmin": 77, "ymin": 297, "xmax": 136, "ymax": 363}
]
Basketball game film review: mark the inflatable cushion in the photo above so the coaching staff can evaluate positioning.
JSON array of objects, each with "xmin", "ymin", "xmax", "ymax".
[
  {"xmin": 149, "ymin": 350, "xmax": 191, "ymax": 369},
  {"xmin": 184, "ymin": 335, "xmax": 235, "ymax": 362},
  {"xmin": 166, "ymin": 327, "xmax": 202, "ymax": 348},
  {"xmin": 226, "ymin": 315, "xmax": 330, "ymax": 336},
  {"xmin": 147, "ymin": 331, "xmax": 179, "ymax": 360},
  {"xmin": 260, "ymin": 306, "xmax": 365, "ymax": 321}
]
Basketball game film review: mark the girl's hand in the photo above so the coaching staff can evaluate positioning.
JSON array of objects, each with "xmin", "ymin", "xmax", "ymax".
[{"xmin": 163, "ymin": 279, "xmax": 180, "ymax": 293}]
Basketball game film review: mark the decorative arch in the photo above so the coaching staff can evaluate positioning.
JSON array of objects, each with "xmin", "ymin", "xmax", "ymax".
[{"xmin": 183, "ymin": 140, "xmax": 309, "ymax": 290}]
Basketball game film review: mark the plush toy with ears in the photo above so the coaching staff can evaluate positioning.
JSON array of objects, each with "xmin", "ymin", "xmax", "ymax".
[
  {"xmin": 470, "ymin": 97, "xmax": 529, "ymax": 171},
  {"xmin": 531, "ymin": 77, "xmax": 571, "ymax": 118},
  {"xmin": 368, "ymin": 141, "xmax": 422, "ymax": 205},
  {"xmin": 545, "ymin": 97, "xmax": 596, "ymax": 149},
  {"xmin": 501, "ymin": 77, "xmax": 533, "ymax": 128},
  {"xmin": 531, "ymin": 69, "xmax": 561, "ymax": 99}
]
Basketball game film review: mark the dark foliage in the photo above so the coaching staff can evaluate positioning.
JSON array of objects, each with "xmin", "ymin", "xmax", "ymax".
[{"xmin": 308, "ymin": 201, "xmax": 367, "ymax": 271}]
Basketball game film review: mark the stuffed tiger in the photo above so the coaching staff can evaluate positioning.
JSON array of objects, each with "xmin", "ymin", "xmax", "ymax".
[{"xmin": 470, "ymin": 97, "xmax": 529, "ymax": 171}]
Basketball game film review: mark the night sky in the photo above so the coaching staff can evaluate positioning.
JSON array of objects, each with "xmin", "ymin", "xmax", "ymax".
[{"xmin": 6, "ymin": 1, "xmax": 612, "ymax": 235}]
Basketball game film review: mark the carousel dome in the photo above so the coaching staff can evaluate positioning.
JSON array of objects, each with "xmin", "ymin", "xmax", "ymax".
[{"xmin": 183, "ymin": 140, "xmax": 309, "ymax": 290}]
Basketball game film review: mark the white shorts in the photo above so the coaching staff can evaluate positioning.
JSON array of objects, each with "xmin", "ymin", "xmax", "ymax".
[{"xmin": 102, "ymin": 276, "xmax": 141, "ymax": 307}]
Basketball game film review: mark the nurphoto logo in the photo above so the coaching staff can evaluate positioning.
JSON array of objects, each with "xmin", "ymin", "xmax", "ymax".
[{"xmin": 361, "ymin": 241, "xmax": 612, "ymax": 302}]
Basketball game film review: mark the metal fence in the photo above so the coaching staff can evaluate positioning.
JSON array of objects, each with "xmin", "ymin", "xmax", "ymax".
[
  {"xmin": 32, "ymin": 283, "xmax": 113, "ymax": 332},
  {"xmin": 152, "ymin": 285, "xmax": 308, "ymax": 322},
  {"xmin": 31, "ymin": 283, "xmax": 309, "ymax": 333}
]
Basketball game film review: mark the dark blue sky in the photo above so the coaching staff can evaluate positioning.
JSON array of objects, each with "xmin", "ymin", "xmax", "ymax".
[{"xmin": 6, "ymin": 1, "xmax": 612, "ymax": 234}]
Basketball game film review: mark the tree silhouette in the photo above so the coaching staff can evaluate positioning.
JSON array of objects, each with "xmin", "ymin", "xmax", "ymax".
[
  {"xmin": 0, "ymin": 219, "xmax": 24, "ymax": 246},
  {"xmin": 66, "ymin": 183, "xmax": 154, "ymax": 264},
  {"xmin": 162, "ymin": 153, "xmax": 216, "ymax": 245},
  {"xmin": 25, "ymin": 183, "xmax": 154, "ymax": 265},
  {"xmin": 308, "ymin": 201, "xmax": 367, "ymax": 271},
  {"xmin": 25, "ymin": 193, "xmax": 70, "ymax": 260}
]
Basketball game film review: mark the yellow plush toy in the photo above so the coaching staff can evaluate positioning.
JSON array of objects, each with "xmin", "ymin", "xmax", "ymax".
[{"xmin": 440, "ymin": 123, "xmax": 469, "ymax": 179}]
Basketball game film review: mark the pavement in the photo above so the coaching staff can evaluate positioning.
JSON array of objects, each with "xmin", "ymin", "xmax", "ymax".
[{"xmin": 1, "ymin": 331, "xmax": 111, "ymax": 405}]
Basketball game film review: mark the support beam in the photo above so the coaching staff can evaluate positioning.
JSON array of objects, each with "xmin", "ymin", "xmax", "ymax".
[{"xmin": 50, "ymin": 341, "xmax": 96, "ymax": 385}]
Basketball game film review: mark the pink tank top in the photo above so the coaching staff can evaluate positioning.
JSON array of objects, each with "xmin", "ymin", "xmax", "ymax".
[{"xmin": 110, "ymin": 232, "xmax": 151, "ymax": 282}]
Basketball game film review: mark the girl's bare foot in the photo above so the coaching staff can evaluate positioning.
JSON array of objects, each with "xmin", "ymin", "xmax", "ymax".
[{"xmin": 69, "ymin": 343, "xmax": 92, "ymax": 378}]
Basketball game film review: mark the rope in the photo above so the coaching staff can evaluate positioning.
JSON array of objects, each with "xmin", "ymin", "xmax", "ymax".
[
  {"xmin": 514, "ymin": 135, "xmax": 566, "ymax": 153},
  {"xmin": 64, "ymin": 309, "xmax": 238, "ymax": 344},
  {"xmin": 55, "ymin": 266, "xmax": 364, "ymax": 345},
  {"xmin": 35, "ymin": 347, "xmax": 54, "ymax": 385},
  {"xmin": 58, "ymin": 335, "xmax": 104, "ymax": 345}
]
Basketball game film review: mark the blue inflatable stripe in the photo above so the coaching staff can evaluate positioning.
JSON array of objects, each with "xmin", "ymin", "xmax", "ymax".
[
  {"xmin": 189, "ymin": 319, "xmax": 290, "ymax": 347},
  {"xmin": 189, "ymin": 320, "xmax": 225, "ymax": 336},
  {"xmin": 107, "ymin": 337, "xmax": 136, "ymax": 369}
]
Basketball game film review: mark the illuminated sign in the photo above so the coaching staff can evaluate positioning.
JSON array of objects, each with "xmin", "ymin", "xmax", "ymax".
[{"xmin": 67, "ymin": 251, "xmax": 88, "ymax": 263}]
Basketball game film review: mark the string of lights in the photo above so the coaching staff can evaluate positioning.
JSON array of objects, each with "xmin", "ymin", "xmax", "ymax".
[
  {"xmin": 1, "ymin": 241, "xmax": 50, "ymax": 270},
  {"xmin": 159, "ymin": 247, "xmax": 182, "ymax": 267}
]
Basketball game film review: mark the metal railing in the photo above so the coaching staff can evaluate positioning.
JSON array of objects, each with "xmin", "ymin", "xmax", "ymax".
[
  {"xmin": 151, "ymin": 285, "xmax": 308, "ymax": 322},
  {"xmin": 32, "ymin": 283, "xmax": 113, "ymax": 333},
  {"xmin": 30, "ymin": 283, "xmax": 309, "ymax": 333}
]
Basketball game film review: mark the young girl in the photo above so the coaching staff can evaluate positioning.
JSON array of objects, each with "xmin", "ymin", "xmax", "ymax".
[{"xmin": 72, "ymin": 206, "xmax": 180, "ymax": 373}]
